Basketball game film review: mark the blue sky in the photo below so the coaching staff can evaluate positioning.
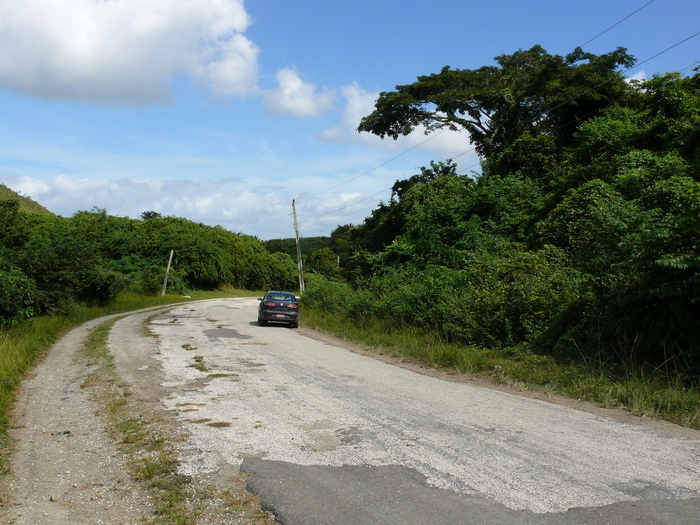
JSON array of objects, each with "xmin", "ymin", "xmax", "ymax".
[{"xmin": 1, "ymin": 0, "xmax": 698, "ymax": 239}]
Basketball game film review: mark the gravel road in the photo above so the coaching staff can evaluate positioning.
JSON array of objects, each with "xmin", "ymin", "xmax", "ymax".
[{"xmin": 2, "ymin": 297, "xmax": 700, "ymax": 524}]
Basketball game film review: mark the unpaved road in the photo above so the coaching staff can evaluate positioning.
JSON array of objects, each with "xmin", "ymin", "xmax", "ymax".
[{"xmin": 2, "ymin": 297, "xmax": 700, "ymax": 524}]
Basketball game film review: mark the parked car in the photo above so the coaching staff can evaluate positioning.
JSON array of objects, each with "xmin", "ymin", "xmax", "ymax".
[{"xmin": 257, "ymin": 291, "xmax": 299, "ymax": 328}]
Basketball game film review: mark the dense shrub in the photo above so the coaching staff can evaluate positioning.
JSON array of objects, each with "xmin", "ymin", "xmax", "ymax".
[
  {"xmin": 0, "ymin": 206, "xmax": 300, "ymax": 322},
  {"xmin": 328, "ymin": 69, "xmax": 700, "ymax": 374},
  {"xmin": 0, "ymin": 260, "xmax": 37, "ymax": 322}
]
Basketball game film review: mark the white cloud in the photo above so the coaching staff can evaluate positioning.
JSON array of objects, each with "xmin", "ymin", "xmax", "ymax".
[
  {"xmin": 321, "ymin": 82, "xmax": 378, "ymax": 142},
  {"xmin": 263, "ymin": 67, "xmax": 336, "ymax": 117},
  {"xmin": 8, "ymin": 174, "xmax": 370, "ymax": 239},
  {"xmin": 322, "ymin": 82, "xmax": 479, "ymax": 170},
  {"xmin": 626, "ymin": 71, "xmax": 647, "ymax": 83},
  {"xmin": 0, "ymin": 0, "xmax": 258, "ymax": 105}
]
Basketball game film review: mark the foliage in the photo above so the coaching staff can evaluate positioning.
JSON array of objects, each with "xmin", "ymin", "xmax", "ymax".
[
  {"xmin": 358, "ymin": 45, "xmax": 635, "ymax": 158},
  {"xmin": 263, "ymin": 236, "xmax": 343, "ymax": 280},
  {"xmin": 300, "ymin": 291, "xmax": 700, "ymax": 429},
  {"xmin": 0, "ymin": 184, "xmax": 52, "ymax": 215},
  {"xmin": 0, "ymin": 206, "xmax": 298, "ymax": 322},
  {"xmin": 2, "ymin": 46, "xmax": 700, "ymax": 426},
  {"xmin": 0, "ymin": 259, "xmax": 37, "ymax": 322},
  {"xmin": 327, "ymin": 54, "xmax": 700, "ymax": 381}
]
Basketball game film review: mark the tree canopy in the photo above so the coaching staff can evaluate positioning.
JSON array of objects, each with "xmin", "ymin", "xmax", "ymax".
[{"xmin": 358, "ymin": 46, "xmax": 636, "ymax": 158}]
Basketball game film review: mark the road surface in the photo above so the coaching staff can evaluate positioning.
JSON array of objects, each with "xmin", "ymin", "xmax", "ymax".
[{"xmin": 103, "ymin": 297, "xmax": 700, "ymax": 524}]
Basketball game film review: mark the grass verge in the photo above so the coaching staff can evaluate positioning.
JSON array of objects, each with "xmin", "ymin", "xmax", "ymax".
[{"xmin": 301, "ymin": 307, "xmax": 700, "ymax": 430}]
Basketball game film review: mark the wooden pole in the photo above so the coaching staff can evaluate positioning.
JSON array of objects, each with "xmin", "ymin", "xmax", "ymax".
[
  {"xmin": 292, "ymin": 200, "xmax": 305, "ymax": 293},
  {"xmin": 161, "ymin": 249, "xmax": 174, "ymax": 296}
]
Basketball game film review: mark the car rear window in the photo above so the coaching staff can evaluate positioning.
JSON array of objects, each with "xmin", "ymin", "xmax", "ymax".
[{"xmin": 270, "ymin": 293, "xmax": 296, "ymax": 301}]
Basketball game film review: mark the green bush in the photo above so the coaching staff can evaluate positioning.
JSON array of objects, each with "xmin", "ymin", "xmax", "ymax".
[{"xmin": 0, "ymin": 261, "xmax": 37, "ymax": 322}]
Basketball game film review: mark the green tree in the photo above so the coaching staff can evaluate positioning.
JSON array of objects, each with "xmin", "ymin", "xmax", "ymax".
[
  {"xmin": 0, "ymin": 200, "xmax": 27, "ymax": 249},
  {"xmin": 140, "ymin": 210, "xmax": 162, "ymax": 220},
  {"xmin": 358, "ymin": 46, "xmax": 635, "ymax": 158},
  {"xmin": 309, "ymin": 247, "xmax": 340, "ymax": 278}
]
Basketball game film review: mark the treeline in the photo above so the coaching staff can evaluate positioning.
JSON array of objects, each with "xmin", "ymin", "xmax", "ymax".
[
  {"xmin": 304, "ymin": 46, "xmax": 700, "ymax": 375},
  {"xmin": 264, "ymin": 236, "xmax": 343, "ymax": 280},
  {"xmin": 0, "ymin": 204, "xmax": 297, "ymax": 322}
]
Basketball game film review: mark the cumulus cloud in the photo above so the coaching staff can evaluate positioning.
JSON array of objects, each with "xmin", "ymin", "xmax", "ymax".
[
  {"xmin": 263, "ymin": 67, "xmax": 336, "ymax": 117},
  {"xmin": 322, "ymin": 82, "xmax": 479, "ymax": 169},
  {"xmin": 8, "ymin": 174, "xmax": 366, "ymax": 239},
  {"xmin": 321, "ymin": 82, "xmax": 377, "ymax": 141},
  {"xmin": 0, "ymin": 0, "xmax": 258, "ymax": 105}
]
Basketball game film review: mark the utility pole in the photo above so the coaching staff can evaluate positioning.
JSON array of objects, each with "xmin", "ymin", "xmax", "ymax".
[
  {"xmin": 161, "ymin": 249, "xmax": 174, "ymax": 296},
  {"xmin": 292, "ymin": 200, "xmax": 305, "ymax": 293}
]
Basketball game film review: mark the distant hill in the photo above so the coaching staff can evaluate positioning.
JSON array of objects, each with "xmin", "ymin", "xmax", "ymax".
[{"xmin": 0, "ymin": 184, "xmax": 53, "ymax": 215}]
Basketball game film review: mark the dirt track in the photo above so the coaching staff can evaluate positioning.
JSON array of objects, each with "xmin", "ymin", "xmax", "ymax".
[{"xmin": 0, "ymin": 315, "xmax": 154, "ymax": 524}]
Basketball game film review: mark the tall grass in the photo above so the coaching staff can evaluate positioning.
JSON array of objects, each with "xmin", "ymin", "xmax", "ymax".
[
  {"xmin": 0, "ymin": 315, "xmax": 75, "ymax": 444},
  {"xmin": 301, "ymin": 307, "xmax": 700, "ymax": 430}
]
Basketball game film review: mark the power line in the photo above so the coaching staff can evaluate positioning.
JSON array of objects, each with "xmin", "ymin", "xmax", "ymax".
[
  {"xmin": 455, "ymin": 29, "xmax": 700, "ymax": 175},
  {"xmin": 289, "ymin": 2, "xmax": 683, "ymax": 235},
  {"xmin": 298, "ymin": 0, "xmax": 667, "ymax": 204},
  {"xmin": 305, "ymin": 129, "xmax": 446, "ymax": 198},
  {"xmin": 630, "ymin": 30, "xmax": 700, "ymax": 71},
  {"xmin": 241, "ymin": 131, "xmax": 447, "ymax": 235},
  {"xmin": 579, "ymin": 0, "xmax": 656, "ymax": 48},
  {"xmin": 298, "ymin": 186, "xmax": 393, "ymax": 226}
]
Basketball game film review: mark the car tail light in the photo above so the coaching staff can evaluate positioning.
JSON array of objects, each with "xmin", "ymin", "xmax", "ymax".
[
  {"xmin": 264, "ymin": 302, "xmax": 276, "ymax": 307},
  {"xmin": 287, "ymin": 304, "xmax": 298, "ymax": 309}
]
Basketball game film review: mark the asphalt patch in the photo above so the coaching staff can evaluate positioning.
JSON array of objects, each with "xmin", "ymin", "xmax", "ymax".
[
  {"xmin": 240, "ymin": 458, "xmax": 700, "ymax": 525},
  {"xmin": 204, "ymin": 328, "xmax": 252, "ymax": 339}
]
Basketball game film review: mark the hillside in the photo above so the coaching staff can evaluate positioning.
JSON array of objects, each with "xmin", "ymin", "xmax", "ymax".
[{"xmin": 0, "ymin": 184, "xmax": 53, "ymax": 215}]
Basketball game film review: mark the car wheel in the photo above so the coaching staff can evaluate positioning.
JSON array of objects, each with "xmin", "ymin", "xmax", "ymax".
[
  {"xmin": 290, "ymin": 322, "xmax": 299, "ymax": 328},
  {"xmin": 258, "ymin": 316, "xmax": 267, "ymax": 326}
]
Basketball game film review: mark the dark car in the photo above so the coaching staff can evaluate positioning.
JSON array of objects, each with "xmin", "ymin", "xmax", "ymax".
[{"xmin": 257, "ymin": 291, "xmax": 299, "ymax": 328}]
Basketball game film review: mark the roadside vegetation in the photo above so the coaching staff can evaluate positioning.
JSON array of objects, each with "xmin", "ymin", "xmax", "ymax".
[
  {"xmin": 301, "ymin": 282, "xmax": 700, "ymax": 429},
  {"xmin": 0, "ymin": 290, "xmax": 256, "ymax": 474},
  {"xmin": 0, "ymin": 187, "xmax": 297, "ymax": 472}
]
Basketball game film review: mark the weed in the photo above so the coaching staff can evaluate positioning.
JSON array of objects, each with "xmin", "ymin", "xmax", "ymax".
[
  {"xmin": 0, "ymin": 289, "xmax": 273, "ymax": 521},
  {"xmin": 75, "ymin": 310, "xmax": 276, "ymax": 524},
  {"xmin": 189, "ymin": 356, "xmax": 209, "ymax": 372},
  {"xmin": 207, "ymin": 373, "xmax": 238, "ymax": 379}
]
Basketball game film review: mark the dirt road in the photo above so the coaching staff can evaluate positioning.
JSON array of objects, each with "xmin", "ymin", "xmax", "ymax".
[
  {"xmin": 2, "ymin": 297, "xmax": 700, "ymax": 524},
  {"xmin": 0, "ymin": 314, "xmax": 155, "ymax": 524}
]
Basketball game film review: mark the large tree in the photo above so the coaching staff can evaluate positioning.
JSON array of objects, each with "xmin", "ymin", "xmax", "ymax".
[{"xmin": 358, "ymin": 46, "xmax": 635, "ymax": 158}]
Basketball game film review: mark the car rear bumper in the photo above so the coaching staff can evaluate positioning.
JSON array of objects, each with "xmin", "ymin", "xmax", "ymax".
[{"xmin": 260, "ymin": 310, "xmax": 299, "ymax": 323}]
